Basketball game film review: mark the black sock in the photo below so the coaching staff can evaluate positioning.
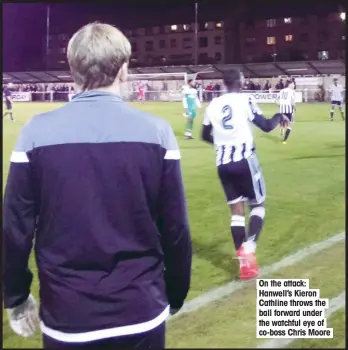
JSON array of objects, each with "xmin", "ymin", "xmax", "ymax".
[
  {"xmin": 330, "ymin": 111, "xmax": 334, "ymax": 120},
  {"xmin": 248, "ymin": 207, "xmax": 265, "ymax": 242},
  {"xmin": 231, "ymin": 215, "xmax": 246, "ymax": 250},
  {"xmin": 284, "ymin": 128, "xmax": 291, "ymax": 142},
  {"xmin": 9, "ymin": 112, "xmax": 13, "ymax": 121},
  {"xmin": 341, "ymin": 111, "xmax": 345, "ymax": 120}
]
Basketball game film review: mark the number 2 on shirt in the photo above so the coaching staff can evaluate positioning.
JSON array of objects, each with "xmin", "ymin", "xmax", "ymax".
[{"xmin": 222, "ymin": 105, "xmax": 233, "ymax": 129}]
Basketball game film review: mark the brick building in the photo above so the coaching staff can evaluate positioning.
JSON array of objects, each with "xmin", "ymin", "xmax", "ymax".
[
  {"xmin": 125, "ymin": 21, "xmax": 225, "ymax": 67},
  {"xmin": 239, "ymin": 13, "xmax": 346, "ymax": 63},
  {"xmin": 45, "ymin": 3, "xmax": 345, "ymax": 69}
]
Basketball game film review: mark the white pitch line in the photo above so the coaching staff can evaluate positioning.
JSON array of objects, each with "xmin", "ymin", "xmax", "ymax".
[
  {"xmin": 258, "ymin": 291, "xmax": 346, "ymax": 348},
  {"xmin": 170, "ymin": 232, "xmax": 345, "ymax": 319}
]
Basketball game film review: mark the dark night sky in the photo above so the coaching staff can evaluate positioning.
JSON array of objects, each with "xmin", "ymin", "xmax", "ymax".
[{"xmin": 2, "ymin": 0, "xmax": 346, "ymax": 72}]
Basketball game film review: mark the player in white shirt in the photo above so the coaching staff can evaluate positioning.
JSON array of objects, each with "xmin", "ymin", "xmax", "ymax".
[
  {"xmin": 278, "ymin": 80, "xmax": 296, "ymax": 144},
  {"xmin": 202, "ymin": 70, "xmax": 289, "ymax": 280},
  {"xmin": 329, "ymin": 78, "xmax": 345, "ymax": 121}
]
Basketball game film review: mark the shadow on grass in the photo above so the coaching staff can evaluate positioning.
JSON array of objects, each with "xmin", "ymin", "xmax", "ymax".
[
  {"xmin": 289, "ymin": 154, "xmax": 344, "ymax": 161},
  {"xmin": 260, "ymin": 133, "xmax": 282, "ymax": 144},
  {"xmin": 325, "ymin": 144, "xmax": 346, "ymax": 149},
  {"xmin": 192, "ymin": 238, "xmax": 239, "ymax": 279}
]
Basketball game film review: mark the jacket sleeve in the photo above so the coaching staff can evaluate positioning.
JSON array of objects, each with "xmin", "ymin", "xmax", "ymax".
[
  {"xmin": 157, "ymin": 124, "xmax": 192, "ymax": 310},
  {"xmin": 3, "ymin": 124, "xmax": 38, "ymax": 309}
]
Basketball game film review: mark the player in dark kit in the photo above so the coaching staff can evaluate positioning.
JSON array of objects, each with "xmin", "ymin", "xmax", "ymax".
[{"xmin": 3, "ymin": 84, "xmax": 15, "ymax": 122}]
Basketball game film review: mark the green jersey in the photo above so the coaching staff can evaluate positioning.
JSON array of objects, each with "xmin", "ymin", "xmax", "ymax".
[{"xmin": 182, "ymin": 86, "xmax": 201, "ymax": 118}]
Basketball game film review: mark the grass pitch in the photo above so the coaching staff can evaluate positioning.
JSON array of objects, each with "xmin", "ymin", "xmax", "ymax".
[{"xmin": 2, "ymin": 101, "xmax": 345, "ymax": 348}]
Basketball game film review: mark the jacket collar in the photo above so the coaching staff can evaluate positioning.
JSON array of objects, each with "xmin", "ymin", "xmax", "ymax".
[{"xmin": 71, "ymin": 90, "xmax": 123, "ymax": 103}]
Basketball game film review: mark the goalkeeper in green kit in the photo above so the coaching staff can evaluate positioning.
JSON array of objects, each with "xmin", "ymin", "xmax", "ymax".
[{"xmin": 183, "ymin": 78, "xmax": 201, "ymax": 139}]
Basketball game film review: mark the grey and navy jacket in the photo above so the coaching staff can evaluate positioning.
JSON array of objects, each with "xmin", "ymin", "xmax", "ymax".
[{"xmin": 3, "ymin": 91, "xmax": 192, "ymax": 342}]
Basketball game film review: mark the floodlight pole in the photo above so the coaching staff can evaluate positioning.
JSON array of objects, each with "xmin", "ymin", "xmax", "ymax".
[
  {"xmin": 194, "ymin": 2, "xmax": 198, "ymax": 66},
  {"xmin": 46, "ymin": 4, "xmax": 50, "ymax": 71}
]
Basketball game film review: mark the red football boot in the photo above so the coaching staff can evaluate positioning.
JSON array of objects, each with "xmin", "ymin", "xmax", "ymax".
[{"xmin": 237, "ymin": 243, "xmax": 259, "ymax": 280}]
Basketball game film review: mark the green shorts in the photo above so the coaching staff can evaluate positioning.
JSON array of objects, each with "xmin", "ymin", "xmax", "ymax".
[{"xmin": 187, "ymin": 109, "xmax": 197, "ymax": 119}]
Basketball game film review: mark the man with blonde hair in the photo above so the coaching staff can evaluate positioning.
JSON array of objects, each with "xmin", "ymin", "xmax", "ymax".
[{"xmin": 3, "ymin": 22, "xmax": 192, "ymax": 349}]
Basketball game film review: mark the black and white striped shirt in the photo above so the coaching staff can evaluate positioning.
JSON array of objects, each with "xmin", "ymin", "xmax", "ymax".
[
  {"xmin": 329, "ymin": 84, "xmax": 344, "ymax": 102},
  {"xmin": 215, "ymin": 142, "xmax": 256, "ymax": 166},
  {"xmin": 203, "ymin": 94, "xmax": 262, "ymax": 166},
  {"xmin": 279, "ymin": 88, "xmax": 296, "ymax": 114}
]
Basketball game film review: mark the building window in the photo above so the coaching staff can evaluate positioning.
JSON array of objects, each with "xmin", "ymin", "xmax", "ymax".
[
  {"xmin": 199, "ymin": 37, "xmax": 208, "ymax": 48},
  {"xmin": 145, "ymin": 28, "xmax": 153, "ymax": 36},
  {"xmin": 198, "ymin": 52, "xmax": 208, "ymax": 61},
  {"xmin": 58, "ymin": 34, "xmax": 67, "ymax": 41},
  {"xmin": 183, "ymin": 24, "xmax": 190, "ymax": 31},
  {"xmin": 170, "ymin": 53, "xmax": 192, "ymax": 61},
  {"xmin": 60, "ymin": 47, "xmax": 66, "ymax": 54},
  {"xmin": 246, "ymin": 37, "xmax": 256, "ymax": 45},
  {"xmin": 285, "ymin": 35, "xmax": 293, "ymax": 42},
  {"xmin": 300, "ymin": 16, "xmax": 309, "ymax": 25},
  {"xmin": 300, "ymin": 33, "xmax": 309, "ymax": 42},
  {"xmin": 159, "ymin": 40, "xmax": 166, "ymax": 49},
  {"xmin": 342, "ymin": 35, "xmax": 346, "ymax": 40},
  {"xmin": 215, "ymin": 52, "xmax": 222, "ymax": 61},
  {"xmin": 318, "ymin": 50, "xmax": 329, "ymax": 60},
  {"xmin": 170, "ymin": 25, "xmax": 178, "ymax": 31},
  {"xmin": 266, "ymin": 19, "xmax": 276, "ymax": 27},
  {"xmin": 145, "ymin": 41, "xmax": 153, "ymax": 51},
  {"xmin": 199, "ymin": 22, "xmax": 207, "ymax": 31},
  {"xmin": 170, "ymin": 38, "xmax": 177, "ymax": 48},
  {"xmin": 284, "ymin": 17, "xmax": 292, "ymax": 24},
  {"xmin": 318, "ymin": 32, "xmax": 328, "ymax": 43},
  {"xmin": 246, "ymin": 20, "xmax": 255, "ymax": 29},
  {"xmin": 215, "ymin": 36, "xmax": 222, "ymax": 45},
  {"xmin": 183, "ymin": 38, "xmax": 192, "ymax": 49},
  {"xmin": 216, "ymin": 22, "xmax": 223, "ymax": 28},
  {"xmin": 267, "ymin": 36, "xmax": 276, "ymax": 45}
]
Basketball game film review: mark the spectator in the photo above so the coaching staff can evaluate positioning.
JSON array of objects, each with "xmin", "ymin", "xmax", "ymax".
[
  {"xmin": 196, "ymin": 82, "xmax": 203, "ymax": 101},
  {"xmin": 205, "ymin": 82, "xmax": 214, "ymax": 102},
  {"xmin": 263, "ymin": 80, "xmax": 271, "ymax": 91},
  {"xmin": 254, "ymin": 81, "xmax": 261, "ymax": 91},
  {"xmin": 292, "ymin": 77, "xmax": 296, "ymax": 90},
  {"xmin": 3, "ymin": 22, "xmax": 192, "ymax": 349},
  {"xmin": 316, "ymin": 84, "xmax": 325, "ymax": 102},
  {"xmin": 247, "ymin": 79, "xmax": 255, "ymax": 91},
  {"xmin": 213, "ymin": 82, "xmax": 221, "ymax": 97},
  {"xmin": 275, "ymin": 79, "xmax": 284, "ymax": 90}
]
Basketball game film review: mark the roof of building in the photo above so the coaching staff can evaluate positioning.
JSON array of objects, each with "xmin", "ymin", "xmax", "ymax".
[{"xmin": 3, "ymin": 60, "xmax": 345, "ymax": 83}]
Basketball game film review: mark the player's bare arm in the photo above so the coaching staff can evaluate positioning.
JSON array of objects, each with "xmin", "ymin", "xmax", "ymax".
[
  {"xmin": 201, "ymin": 104, "xmax": 214, "ymax": 144},
  {"xmin": 202, "ymin": 124, "xmax": 214, "ymax": 144}
]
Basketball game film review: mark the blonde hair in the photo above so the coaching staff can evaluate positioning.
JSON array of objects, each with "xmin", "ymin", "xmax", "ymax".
[{"xmin": 67, "ymin": 22, "xmax": 131, "ymax": 91}]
